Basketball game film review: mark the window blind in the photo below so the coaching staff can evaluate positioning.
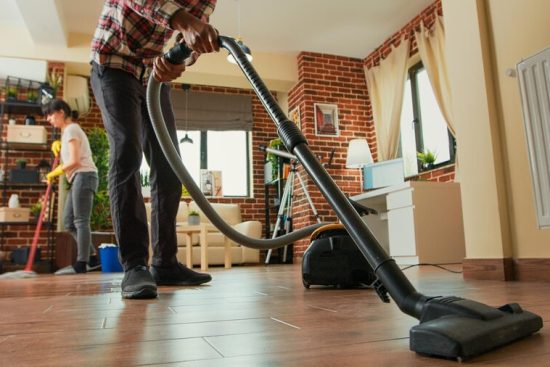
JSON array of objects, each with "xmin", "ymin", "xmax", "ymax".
[{"xmin": 170, "ymin": 88, "xmax": 253, "ymax": 131}]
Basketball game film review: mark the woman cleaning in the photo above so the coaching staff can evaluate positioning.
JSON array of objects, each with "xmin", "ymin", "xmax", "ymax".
[{"xmin": 46, "ymin": 99, "xmax": 99, "ymax": 275}]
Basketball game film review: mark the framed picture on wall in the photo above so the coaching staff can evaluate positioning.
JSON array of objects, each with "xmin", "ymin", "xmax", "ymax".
[
  {"xmin": 314, "ymin": 103, "xmax": 339, "ymax": 136},
  {"xmin": 289, "ymin": 106, "xmax": 301, "ymax": 130}
]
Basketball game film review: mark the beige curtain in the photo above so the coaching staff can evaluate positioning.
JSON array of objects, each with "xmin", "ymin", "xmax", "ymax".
[
  {"xmin": 415, "ymin": 16, "xmax": 455, "ymax": 137},
  {"xmin": 364, "ymin": 38, "xmax": 410, "ymax": 161},
  {"xmin": 415, "ymin": 16, "xmax": 459, "ymax": 180}
]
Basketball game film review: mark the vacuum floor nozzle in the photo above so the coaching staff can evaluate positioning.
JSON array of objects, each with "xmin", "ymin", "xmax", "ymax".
[{"xmin": 410, "ymin": 297, "xmax": 543, "ymax": 360}]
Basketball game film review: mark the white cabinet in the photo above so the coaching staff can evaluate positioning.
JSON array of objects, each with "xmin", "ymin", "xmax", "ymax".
[{"xmin": 351, "ymin": 181, "xmax": 465, "ymax": 265}]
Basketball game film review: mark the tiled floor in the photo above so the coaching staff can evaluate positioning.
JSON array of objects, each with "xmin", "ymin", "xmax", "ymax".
[{"xmin": 0, "ymin": 263, "xmax": 548, "ymax": 366}]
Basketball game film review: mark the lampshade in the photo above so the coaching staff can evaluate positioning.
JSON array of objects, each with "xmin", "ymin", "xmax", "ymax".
[
  {"xmin": 226, "ymin": 39, "xmax": 253, "ymax": 64},
  {"xmin": 346, "ymin": 139, "xmax": 374, "ymax": 168}
]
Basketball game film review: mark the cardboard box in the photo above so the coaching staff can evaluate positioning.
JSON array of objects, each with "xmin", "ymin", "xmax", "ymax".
[
  {"xmin": 6, "ymin": 125, "xmax": 47, "ymax": 144},
  {"xmin": 363, "ymin": 158, "xmax": 405, "ymax": 189},
  {"xmin": 0, "ymin": 207, "xmax": 31, "ymax": 223}
]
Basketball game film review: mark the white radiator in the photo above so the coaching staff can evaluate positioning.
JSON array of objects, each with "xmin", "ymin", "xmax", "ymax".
[{"xmin": 517, "ymin": 47, "xmax": 550, "ymax": 229}]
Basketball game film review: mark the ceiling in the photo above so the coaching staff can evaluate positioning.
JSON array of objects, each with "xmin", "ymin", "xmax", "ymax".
[{"xmin": 0, "ymin": 0, "xmax": 434, "ymax": 59}]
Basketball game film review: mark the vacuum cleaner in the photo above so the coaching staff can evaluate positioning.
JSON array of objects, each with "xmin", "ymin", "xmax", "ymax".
[
  {"xmin": 302, "ymin": 201, "xmax": 379, "ymax": 290},
  {"xmin": 302, "ymin": 223, "xmax": 378, "ymax": 289},
  {"xmin": 146, "ymin": 37, "xmax": 543, "ymax": 361}
]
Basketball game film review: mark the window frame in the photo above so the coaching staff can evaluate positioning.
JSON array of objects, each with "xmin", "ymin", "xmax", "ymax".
[{"xmin": 405, "ymin": 61, "xmax": 456, "ymax": 173}]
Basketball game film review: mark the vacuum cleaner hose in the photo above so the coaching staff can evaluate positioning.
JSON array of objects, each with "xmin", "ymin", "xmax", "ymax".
[{"xmin": 146, "ymin": 43, "xmax": 326, "ymax": 251}]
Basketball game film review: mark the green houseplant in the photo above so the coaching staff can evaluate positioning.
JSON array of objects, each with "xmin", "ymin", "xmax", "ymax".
[
  {"xmin": 30, "ymin": 200, "xmax": 42, "ymax": 218},
  {"xmin": 266, "ymin": 137, "xmax": 283, "ymax": 182},
  {"xmin": 87, "ymin": 127, "xmax": 111, "ymax": 231},
  {"xmin": 27, "ymin": 89, "xmax": 38, "ymax": 103},
  {"xmin": 7, "ymin": 86, "xmax": 18, "ymax": 100},
  {"xmin": 417, "ymin": 149, "xmax": 437, "ymax": 170},
  {"xmin": 46, "ymin": 69, "xmax": 63, "ymax": 98},
  {"xmin": 188, "ymin": 210, "xmax": 200, "ymax": 225}
]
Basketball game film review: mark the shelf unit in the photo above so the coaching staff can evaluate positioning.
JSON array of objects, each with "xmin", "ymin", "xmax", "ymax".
[{"xmin": 0, "ymin": 98, "xmax": 57, "ymax": 273}]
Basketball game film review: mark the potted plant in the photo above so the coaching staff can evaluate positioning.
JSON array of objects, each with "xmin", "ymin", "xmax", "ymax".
[
  {"xmin": 417, "ymin": 149, "xmax": 437, "ymax": 170},
  {"xmin": 265, "ymin": 137, "xmax": 283, "ymax": 182},
  {"xmin": 30, "ymin": 201, "xmax": 42, "ymax": 218},
  {"xmin": 16, "ymin": 159, "xmax": 27, "ymax": 170},
  {"xmin": 187, "ymin": 210, "xmax": 200, "ymax": 225},
  {"xmin": 87, "ymin": 128, "xmax": 111, "ymax": 231},
  {"xmin": 27, "ymin": 90, "xmax": 38, "ymax": 103},
  {"xmin": 7, "ymin": 86, "xmax": 18, "ymax": 101},
  {"xmin": 46, "ymin": 69, "xmax": 63, "ymax": 98}
]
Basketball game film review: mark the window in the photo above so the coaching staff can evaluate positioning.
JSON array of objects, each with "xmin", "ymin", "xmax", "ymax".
[
  {"xmin": 140, "ymin": 130, "xmax": 251, "ymax": 197},
  {"xmin": 399, "ymin": 62, "xmax": 455, "ymax": 177}
]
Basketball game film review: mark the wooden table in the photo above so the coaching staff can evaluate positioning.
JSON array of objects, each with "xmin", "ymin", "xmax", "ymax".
[{"xmin": 176, "ymin": 223, "xmax": 231, "ymax": 271}]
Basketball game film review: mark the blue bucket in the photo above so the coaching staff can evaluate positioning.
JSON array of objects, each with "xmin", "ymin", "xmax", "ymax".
[{"xmin": 99, "ymin": 244, "xmax": 123, "ymax": 272}]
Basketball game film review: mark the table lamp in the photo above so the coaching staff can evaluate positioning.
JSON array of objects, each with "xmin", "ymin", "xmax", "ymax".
[{"xmin": 346, "ymin": 139, "xmax": 374, "ymax": 190}]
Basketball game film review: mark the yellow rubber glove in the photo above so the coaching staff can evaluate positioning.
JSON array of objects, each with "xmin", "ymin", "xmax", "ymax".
[
  {"xmin": 46, "ymin": 165, "xmax": 64, "ymax": 183},
  {"xmin": 51, "ymin": 140, "xmax": 61, "ymax": 157}
]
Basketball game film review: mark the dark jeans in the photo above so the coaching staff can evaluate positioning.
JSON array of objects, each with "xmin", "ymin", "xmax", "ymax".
[{"xmin": 90, "ymin": 63, "xmax": 182, "ymax": 270}]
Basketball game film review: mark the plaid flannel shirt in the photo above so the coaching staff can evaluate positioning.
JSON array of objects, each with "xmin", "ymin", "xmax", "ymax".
[{"xmin": 91, "ymin": 0, "xmax": 216, "ymax": 81}]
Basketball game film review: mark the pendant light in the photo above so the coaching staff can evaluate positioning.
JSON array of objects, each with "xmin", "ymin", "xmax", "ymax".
[
  {"xmin": 179, "ymin": 84, "xmax": 193, "ymax": 144},
  {"xmin": 226, "ymin": 0, "xmax": 253, "ymax": 64}
]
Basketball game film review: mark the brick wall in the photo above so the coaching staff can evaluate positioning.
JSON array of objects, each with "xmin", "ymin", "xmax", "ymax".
[{"xmin": 287, "ymin": 53, "xmax": 371, "ymax": 255}]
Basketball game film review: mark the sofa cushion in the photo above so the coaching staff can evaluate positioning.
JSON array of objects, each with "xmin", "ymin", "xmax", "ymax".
[
  {"xmin": 188, "ymin": 202, "xmax": 242, "ymax": 226},
  {"xmin": 145, "ymin": 201, "xmax": 188, "ymax": 223}
]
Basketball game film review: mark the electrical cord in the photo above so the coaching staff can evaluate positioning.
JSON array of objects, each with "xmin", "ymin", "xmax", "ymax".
[{"xmin": 400, "ymin": 263, "xmax": 463, "ymax": 274}]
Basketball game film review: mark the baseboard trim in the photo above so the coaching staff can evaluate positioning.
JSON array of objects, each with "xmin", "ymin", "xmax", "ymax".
[
  {"xmin": 462, "ymin": 258, "xmax": 515, "ymax": 281},
  {"xmin": 514, "ymin": 258, "xmax": 550, "ymax": 282}
]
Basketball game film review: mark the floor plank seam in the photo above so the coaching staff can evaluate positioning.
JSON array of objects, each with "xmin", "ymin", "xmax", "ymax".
[
  {"xmin": 203, "ymin": 337, "xmax": 226, "ymax": 358},
  {"xmin": 42, "ymin": 305, "xmax": 53, "ymax": 313},
  {"xmin": 306, "ymin": 304, "xmax": 338, "ymax": 313},
  {"xmin": 270, "ymin": 317, "xmax": 301, "ymax": 329},
  {"xmin": 276, "ymin": 286, "xmax": 291, "ymax": 290}
]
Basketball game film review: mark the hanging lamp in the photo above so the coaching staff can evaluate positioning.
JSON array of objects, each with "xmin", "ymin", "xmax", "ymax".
[{"xmin": 179, "ymin": 84, "xmax": 193, "ymax": 144}]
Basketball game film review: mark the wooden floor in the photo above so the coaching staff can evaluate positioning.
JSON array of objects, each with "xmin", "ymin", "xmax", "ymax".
[{"xmin": 0, "ymin": 263, "xmax": 548, "ymax": 367}]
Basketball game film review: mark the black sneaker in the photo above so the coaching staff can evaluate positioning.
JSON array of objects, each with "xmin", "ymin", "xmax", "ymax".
[
  {"xmin": 121, "ymin": 265, "xmax": 158, "ymax": 299},
  {"xmin": 87, "ymin": 255, "xmax": 101, "ymax": 272},
  {"xmin": 150, "ymin": 262, "xmax": 212, "ymax": 286}
]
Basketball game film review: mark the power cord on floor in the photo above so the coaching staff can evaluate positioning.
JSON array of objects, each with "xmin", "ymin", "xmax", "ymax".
[{"xmin": 399, "ymin": 263, "xmax": 463, "ymax": 274}]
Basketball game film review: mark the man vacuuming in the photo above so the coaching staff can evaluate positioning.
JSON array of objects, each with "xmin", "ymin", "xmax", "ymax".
[{"xmin": 90, "ymin": 0, "xmax": 219, "ymax": 299}]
